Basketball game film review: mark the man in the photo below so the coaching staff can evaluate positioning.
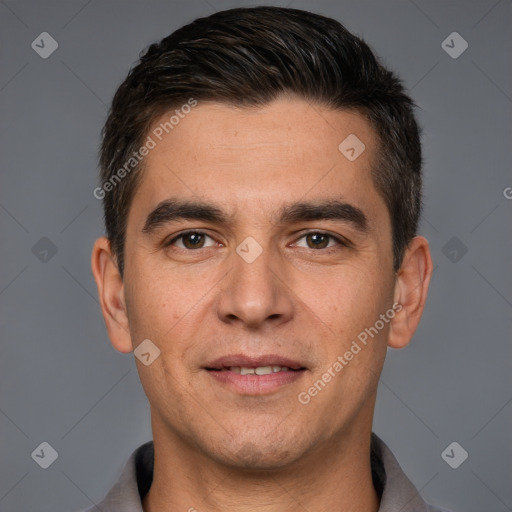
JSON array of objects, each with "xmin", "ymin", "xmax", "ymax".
[{"xmin": 88, "ymin": 5, "xmax": 451, "ymax": 512}]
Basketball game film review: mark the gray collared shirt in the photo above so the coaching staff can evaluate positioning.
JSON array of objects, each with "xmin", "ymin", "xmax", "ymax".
[{"xmin": 79, "ymin": 433, "xmax": 451, "ymax": 512}]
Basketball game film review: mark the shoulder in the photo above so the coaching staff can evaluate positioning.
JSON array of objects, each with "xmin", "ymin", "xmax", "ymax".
[
  {"xmin": 73, "ymin": 440, "xmax": 154, "ymax": 512},
  {"xmin": 371, "ymin": 433, "xmax": 454, "ymax": 512}
]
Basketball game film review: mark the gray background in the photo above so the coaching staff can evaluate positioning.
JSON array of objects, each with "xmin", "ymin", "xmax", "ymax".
[{"xmin": 0, "ymin": 0, "xmax": 511, "ymax": 511}]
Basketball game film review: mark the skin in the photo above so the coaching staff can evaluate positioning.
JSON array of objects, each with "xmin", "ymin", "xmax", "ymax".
[{"xmin": 91, "ymin": 95, "xmax": 433, "ymax": 512}]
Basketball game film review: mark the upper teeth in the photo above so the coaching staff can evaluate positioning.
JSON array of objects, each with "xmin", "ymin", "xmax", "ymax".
[{"xmin": 231, "ymin": 366, "xmax": 289, "ymax": 375}]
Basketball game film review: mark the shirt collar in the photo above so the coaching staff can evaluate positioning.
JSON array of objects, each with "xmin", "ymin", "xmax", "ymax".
[{"xmin": 85, "ymin": 433, "xmax": 439, "ymax": 512}]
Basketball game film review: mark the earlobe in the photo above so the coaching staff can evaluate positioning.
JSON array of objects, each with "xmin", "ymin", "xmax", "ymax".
[
  {"xmin": 387, "ymin": 236, "xmax": 433, "ymax": 349},
  {"xmin": 91, "ymin": 237, "xmax": 133, "ymax": 354}
]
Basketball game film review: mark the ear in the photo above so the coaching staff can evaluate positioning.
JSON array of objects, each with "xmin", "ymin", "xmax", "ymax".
[
  {"xmin": 388, "ymin": 236, "xmax": 433, "ymax": 349},
  {"xmin": 91, "ymin": 237, "xmax": 133, "ymax": 353}
]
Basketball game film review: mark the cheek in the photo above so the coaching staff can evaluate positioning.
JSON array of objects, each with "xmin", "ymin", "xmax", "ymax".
[
  {"xmin": 123, "ymin": 269, "xmax": 182, "ymax": 345},
  {"xmin": 301, "ymin": 269, "xmax": 390, "ymax": 401},
  {"xmin": 124, "ymin": 247, "xmax": 201, "ymax": 329},
  {"xmin": 124, "ymin": 263, "xmax": 223, "ymax": 379},
  {"xmin": 302, "ymin": 265, "xmax": 389, "ymax": 338}
]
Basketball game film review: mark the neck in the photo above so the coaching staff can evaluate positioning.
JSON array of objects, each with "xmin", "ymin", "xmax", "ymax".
[{"xmin": 142, "ymin": 418, "xmax": 379, "ymax": 512}]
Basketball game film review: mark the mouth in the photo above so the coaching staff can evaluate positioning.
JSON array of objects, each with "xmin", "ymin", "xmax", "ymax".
[
  {"xmin": 203, "ymin": 354, "xmax": 307, "ymax": 395},
  {"xmin": 208, "ymin": 365, "xmax": 303, "ymax": 375}
]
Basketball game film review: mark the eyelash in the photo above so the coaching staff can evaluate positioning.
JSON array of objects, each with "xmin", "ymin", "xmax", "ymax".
[{"xmin": 165, "ymin": 230, "xmax": 350, "ymax": 251}]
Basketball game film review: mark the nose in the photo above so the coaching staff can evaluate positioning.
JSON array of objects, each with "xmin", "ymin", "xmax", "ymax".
[{"xmin": 215, "ymin": 240, "xmax": 294, "ymax": 330}]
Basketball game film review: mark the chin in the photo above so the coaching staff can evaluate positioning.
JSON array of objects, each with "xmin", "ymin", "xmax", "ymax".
[{"xmin": 206, "ymin": 434, "xmax": 306, "ymax": 471}]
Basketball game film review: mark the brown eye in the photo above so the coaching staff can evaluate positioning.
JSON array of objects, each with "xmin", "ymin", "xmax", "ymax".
[
  {"xmin": 182, "ymin": 233, "xmax": 205, "ymax": 249},
  {"xmin": 293, "ymin": 231, "xmax": 349, "ymax": 251},
  {"xmin": 305, "ymin": 233, "xmax": 330, "ymax": 249},
  {"xmin": 167, "ymin": 231, "xmax": 216, "ymax": 250}
]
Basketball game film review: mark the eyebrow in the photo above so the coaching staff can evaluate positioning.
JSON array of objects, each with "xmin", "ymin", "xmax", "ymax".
[
  {"xmin": 141, "ymin": 198, "xmax": 369, "ymax": 235},
  {"xmin": 142, "ymin": 200, "xmax": 229, "ymax": 234}
]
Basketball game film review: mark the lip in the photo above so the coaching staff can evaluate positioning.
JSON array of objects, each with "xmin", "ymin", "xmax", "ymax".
[
  {"xmin": 203, "ymin": 354, "xmax": 307, "ymax": 395},
  {"xmin": 204, "ymin": 354, "xmax": 306, "ymax": 370}
]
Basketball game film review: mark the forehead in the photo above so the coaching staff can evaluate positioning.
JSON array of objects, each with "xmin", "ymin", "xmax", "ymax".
[
  {"xmin": 131, "ymin": 96, "xmax": 384, "ymax": 223},
  {"xmin": 148, "ymin": 97, "xmax": 375, "ymax": 163}
]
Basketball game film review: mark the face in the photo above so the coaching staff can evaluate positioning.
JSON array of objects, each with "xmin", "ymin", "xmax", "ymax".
[{"xmin": 112, "ymin": 96, "xmax": 399, "ymax": 468}]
